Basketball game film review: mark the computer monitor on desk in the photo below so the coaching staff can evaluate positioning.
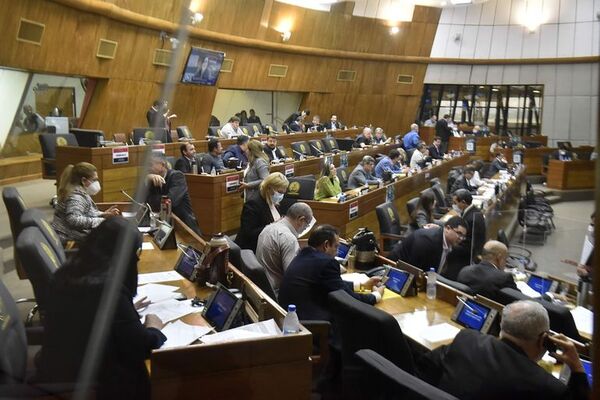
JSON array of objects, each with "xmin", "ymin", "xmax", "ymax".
[
  {"xmin": 71, "ymin": 128, "xmax": 105, "ymax": 147},
  {"xmin": 336, "ymin": 139, "xmax": 355, "ymax": 151},
  {"xmin": 132, "ymin": 127, "xmax": 170, "ymax": 144}
]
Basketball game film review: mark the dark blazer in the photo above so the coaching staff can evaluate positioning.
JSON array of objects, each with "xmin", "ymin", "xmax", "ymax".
[
  {"xmin": 234, "ymin": 196, "xmax": 275, "ymax": 252},
  {"xmin": 354, "ymin": 135, "xmax": 372, "ymax": 147},
  {"xmin": 324, "ymin": 121, "xmax": 342, "ymax": 130},
  {"xmin": 38, "ymin": 283, "xmax": 166, "ymax": 400},
  {"xmin": 450, "ymin": 176, "xmax": 476, "ymax": 194},
  {"xmin": 389, "ymin": 227, "xmax": 444, "ymax": 272},
  {"xmin": 174, "ymin": 155, "xmax": 201, "ymax": 174},
  {"xmin": 490, "ymin": 157, "xmax": 508, "ymax": 174},
  {"xmin": 457, "ymin": 261, "xmax": 518, "ymax": 301},
  {"xmin": 146, "ymin": 169, "xmax": 201, "ymax": 235},
  {"xmin": 264, "ymin": 144, "xmax": 285, "ymax": 161},
  {"xmin": 305, "ymin": 123, "xmax": 323, "ymax": 132},
  {"xmin": 429, "ymin": 144, "xmax": 444, "ymax": 159},
  {"xmin": 435, "ymin": 119, "xmax": 452, "ymax": 141},
  {"xmin": 223, "ymin": 144, "xmax": 248, "ymax": 167},
  {"xmin": 278, "ymin": 246, "xmax": 376, "ymax": 322},
  {"xmin": 289, "ymin": 121, "xmax": 303, "ymax": 132},
  {"xmin": 419, "ymin": 329, "xmax": 589, "ymax": 400},
  {"xmin": 445, "ymin": 204, "xmax": 486, "ymax": 280}
]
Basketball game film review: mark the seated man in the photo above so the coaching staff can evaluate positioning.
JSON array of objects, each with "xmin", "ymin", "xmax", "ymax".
[
  {"xmin": 257, "ymin": 202, "xmax": 313, "ymax": 293},
  {"xmin": 428, "ymin": 136, "xmax": 444, "ymax": 160},
  {"xmin": 247, "ymin": 108, "xmax": 262, "ymax": 125},
  {"xmin": 450, "ymin": 167, "xmax": 477, "ymax": 194},
  {"xmin": 146, "ymin": 154, "xmax": 201, "ymax": 235},
  {"xmin": 423, "ymin": 115, "xmax": 437, "ymax": 127},
  {"xmin": 354, "ymin": 127, "xmax": 373, "ymax": 148},
  {"xmin": 409, "ymin": 142, "xmax": 430, "ymax": 169},
  {"xmin": 263, "ymin": 134, "xmax": 286, "ymax": 162},
  {"xmin": 220, "ymin": 116, "xmax": 244, "ymax": 139},
  {"xmin": 278, "ymin": 224, "xmax": 383, "ymax": 322},
  {"xmin": 174, "ymin": 142, "xmax": 200, "ymax": 174},
  {"xmin": 389, "ymin": 216, "xmax": 467, "ymax": 276},
  {"xmin": 374, "ymin": 149, "xmax": 405, "ymax": 178},
  {"xmin": 223, "ymin": 135, "xmax": 249, "ymax": 168},
  {"xmin": 419, "ymin": 300, "xmax": 590, "ymax": 400},
  {"xmin": 305, "ymin": 115, "xmax": 323, "ymax": 132},
  {"xmin": 372, "ymin": 127, "xmax": 390, "ymax": 144},
  {"xmin": 445, "ymin": 189, "xmax": 486, "ymax": 280},
  {"xmin": 402, "ymin": 123, "xmax": 421, "ymax": 151},
  {"xmin": 201, "ymin": 138, "xmax": 225, "ymax": 174},
  {"xmin": 457, "ymin": 240, "xmax": 518, "ymax": 301},
  {"xmin": 552, "ymin": 143, "xmax": 576, "ymax": 161},
  {"xmin": 347, "ymin": 155, "xmax": 380, "ymax": 189},
  {"xmin": 324, "ymin": 114, "xmax": 341, "ymax": 130},
  {"xmin": 490, "ymin": 152, "xmax": 509, "ymax": 174},
  {"xmin": 289, "ymin": 116, "xmax": 304, "ymax": 132}
]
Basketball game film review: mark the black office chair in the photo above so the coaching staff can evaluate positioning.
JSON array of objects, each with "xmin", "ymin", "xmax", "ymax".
[
  {"xmin": 285, "ymin": 176, "xmax": 316, "ymax": 201},
  {"xmin": 336, "ymin": 167, "xmax": 349, "ymax": 191},
  {"xmin": 436, "ymin": 275, "xmax": 475, "ymax": 296},
  {"xmin": 239, "ymin": 126, "xmax": 252, "ymax": 137},
  {"xmin": 406, "ymin": 197, "xmax": 420, "ymax": 218},
  {"xmin": 38, "ymin": 133, "xmax": 78, "ymax": 179},
  {"xmin": 20, "ymin": 209, "xmax": 66, "ymax": 265},
  {"xmin": 290, "ymin": 141, "xmax": 311, "ymax": 160},
  {"xmin": 308, "ymin": 139, "xmax": 325, "ymax": 156},
  {"xmin": 429, "ymin": 185, "xmax": 451, "ymax": 215},
  {"xmin": 375, "ymin": 203, "xmax": 408, "ymax": 255},
  {"xmin": 239, "ymin": 250, "xmax": 277, "ymax": 300},
  {"xmin": 207, "ymin": 126, "xmax": 221, "ymax": 137},
  {"xmin": 264, "ymin": 124, "xmax": 277, "ymax": 134},
  {"xmin": 322, "ymin": 137, "xmax": 339, "ymax": 153},
  {"xmin": 70, "ymin": 128, "xmax": 104, "ymax": 148},
  {"xmin": 336, "ymin": 138, "xmax": 355, "ymax": 151},
  {"xmin": 355, "ymin": 349, "xmax": 459, "ymax": 400},
  {"xmin": 328, "ymin": 290, "xmax": 416, "ymax": 399},
  {"xmin": 497, "ymin": 229, "xmax": 536, "ymax": 272},
  {"xmin": 282, "ymin": 124, "xmax": 291, "ymax": 134},
  {"xmin": 177, "ymin": 126, "xmax": 193, "ymax": 140},
  {"xmin": 224, "ymin": 236, "xmax": 241, "ymax": 270},
  {"xmin": 132, "ymin": 127, "xmax": 169, "ymax": 144},
  {"xmin": 2, "ymin": 187, "xmax": 28, "ymax": 280},
  {"xmin": 0, "ymin": 279, "xmax": 27, "ymax": 384},
  {"xmin": 429, "ymin": 178, "xmax": 441, "ymax": 187},
  {"xmin": 247, "ymin": 123, "xmax": 262, "ymax": 136},
  {"xmin": 277, "ymin": 145, "xmax": 288, "ymax": 159}
]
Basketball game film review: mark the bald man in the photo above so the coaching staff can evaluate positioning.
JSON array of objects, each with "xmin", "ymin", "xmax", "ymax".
[
  {"xmin": 403, "ymin": 123, "xmax": 421, "ymax": 151},
  {"xmin": 457, "ymin": 240, "xmax": 519, "ymax": 302}
]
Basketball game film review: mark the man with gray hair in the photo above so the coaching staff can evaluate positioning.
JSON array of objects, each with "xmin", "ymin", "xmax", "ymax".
[
  {"xmin": 403, "ymin": 123, "xmax": 421, "ymax": 151},
  {"xmin": 347, "ymin": 155, "xmax": 380, "ymax": 189},
  {"xmin": 419, "ymin": 300, "xmax": 589, "ymax": 399},
  {"xmin": 256, "ymin": 202, "xmax": 314, "ymax": 294},
  {"xmin": 355, "ymin": 127, "xmax": 373, "ymax": 148}
]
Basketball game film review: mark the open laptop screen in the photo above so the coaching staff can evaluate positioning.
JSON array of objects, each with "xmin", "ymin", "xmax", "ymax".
[{"xmin": 527, "ymin": 275, "xmax": 557, "ymax": 295}]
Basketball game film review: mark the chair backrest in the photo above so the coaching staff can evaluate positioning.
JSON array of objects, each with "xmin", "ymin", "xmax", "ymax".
[
  {"xmin": 431, "ymin": 184, "xmax": 447, "ymax": 207},
  {"xmin": 277, "ymin": 145, "xmax": 288, "ymax": 158},
  {"xmin": 38, "ymin": 134, "xmax": 78, "ymax": 159},
  {"xmin": 20, "ymin": 208, "xmax": 66, "ymax": 265},
  {"xmin": 290, "ymin": 141, "xmax": 310, "ymax": 160},
  {"xmin": 15, "ymin": 227, "xmax": 62, "ymax": 314},
  {"xmin": 247, "ymin": 123, "xmax": 262, "ymax": 136},
  {"xmin": 406, "ymin": 197, "xmax": 420, "ymax": 217},
  {"xmin": 112, "ymin": 133, "xmax": 127, "ymax": 143},
  {"xmin": 308, "ymin": 139, "xmax": 325, "ymax": 156},
  {"xmin": 336, "ymin": 167, "xmax": 349, "ymax": 191},
  {"xmin": 497, "ymin": 229, "xmax": 510, "ymax": 247},
  {"xmin": 328, "ymin": 290, "xmax": 415, "ymax": 376},
  {"xmin": 132, "ymin": 127, "xmax": 169, "ymax": 144},
  {"xmin": 437, "ymin": 275, "xmax": 475, "ymax": 295},
  {"xmin": 375, "ymin": 203, "xmax": 402, "ymax": 236},
  {"xmin": 285, "ymin": 176, "xmax": 316, "ymax": 200},
  {"xmin": 2, "ymin": 187, "xmax": 28, "ymax": 279},
  {"xmin": 207, "ymin": 126, "xmax": 221, "ymax": 137},
  {"xmin": 0, "ymin": 279, "xmax": 27, "ymax": 384},
  {"xmin": 225, "ymin": 235, "xmax": 241, "ymax": 270},
  {"xmin": 355, "ymin": 349, "xmax": 459, "ymax": 400},
  {"xmin": 322, "ymin": 137, "xmax": 339, "ymax": 152},
  {"xmin": 429, "ymin": 177, "xmax": 441, "ymax": 187},
  {"xmin": 240, "ymin": 126, "xmax": 252, "ymax": 137},
  {"xmin": 176, "ymin": 126, "xmax": 193, "ymax": 139},
  {"xmin": 169, "ymin": 130, "xmax": 179, "ymax": 143},
  {"xmin": 240, "ymin": 250, "xmax": 277, "ymax": 300}
]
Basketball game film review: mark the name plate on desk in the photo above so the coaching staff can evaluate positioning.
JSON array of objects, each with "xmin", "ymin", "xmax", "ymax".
[
  {"xmin": 225, "ymin": 175, "xmax": 240, "ymax": 193},
  {"xmin": 112, "ymin": 147, "xmax": 129, "ymax": 164},
  {"xmin": 349, "ymin": 201, "xmax": 359, "ymax": 220},
  {"xmin": 284, "ymin": 164, "xmax": 294, "ymax": 178},
  {"xmin": 152, "ymin": 144, "xmax": 166, "ymax": 154}
]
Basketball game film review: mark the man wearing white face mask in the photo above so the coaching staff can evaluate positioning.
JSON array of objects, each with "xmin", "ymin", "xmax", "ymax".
[
  {"xmin": 257, "ymin": 202, "xmax": 314, "ymax": 294},
  {"xmin": 52, "ymin": 162, "xmax": 120, "ymax": 244}
]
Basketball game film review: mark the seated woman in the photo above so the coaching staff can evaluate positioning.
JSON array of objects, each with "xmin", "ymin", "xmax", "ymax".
[
  {"xmin": 314, "ymin": 162, "xmax": 342, "ymax": 201},
  {"xmin": 52, "ymin": 162, "xmax": 119, "ymax": 244},
  {"xmin": 37, "ymin": 218, "xmax": 166, "ymax": 400},
  {"xmin": 409, "ymin": 190, "xmax": 436, "ymax": 233},
  {"xmin": 235, "ymin": 172, "xmax": 289, "ymax": 252}
]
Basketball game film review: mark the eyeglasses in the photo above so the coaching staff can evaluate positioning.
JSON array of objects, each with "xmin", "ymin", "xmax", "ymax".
[{"xmin": 452, "ymin": 229, "xmax": 466, "ymax": 240}]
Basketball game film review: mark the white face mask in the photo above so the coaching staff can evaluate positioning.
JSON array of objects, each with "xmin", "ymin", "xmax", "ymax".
[
  {"xmin": 452, "ymin": 204, "xmax": 462, "ymax": 214},
  {"xmin": 271, "ymin": 192, "xmax": 284, "ymax": 204},
  {"xmin": 85, "ymin": 180, "xmax": 101, "ymax": 196}
]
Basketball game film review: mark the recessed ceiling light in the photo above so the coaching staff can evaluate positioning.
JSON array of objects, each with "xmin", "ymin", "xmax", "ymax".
[{"xmin": 390, "ymin": 26, "xmax": 400, "ymax": 35}]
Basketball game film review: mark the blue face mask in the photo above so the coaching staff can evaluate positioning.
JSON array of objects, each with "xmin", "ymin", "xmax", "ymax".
[{"xmin": 272, "ymin": 192, "xmax": 284, "ymax": 204}]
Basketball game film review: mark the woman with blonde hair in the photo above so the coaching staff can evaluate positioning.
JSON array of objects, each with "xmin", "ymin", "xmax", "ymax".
[
  {"xmin": 52, "ymin": 162, "xmax": 119, "ymax": 244},
  {"xmin": 235, "ymin": 172, "xmax": 289, "ymax": 252},
  {"xmin": 239, "ymin": 139, "xmax": 270, "ymax": 202}
]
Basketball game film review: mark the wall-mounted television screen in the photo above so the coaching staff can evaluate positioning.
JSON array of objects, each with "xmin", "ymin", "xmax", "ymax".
[{"xmin": 181, "ymin": 47, "xmax": 225, "ymax": 86}]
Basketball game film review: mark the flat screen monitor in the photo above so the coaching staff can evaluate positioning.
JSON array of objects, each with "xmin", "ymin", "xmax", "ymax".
[
  {"xmin": 383, "ymin": 266, "xmax": 414, "ymax": 296},
  {"xmin": 174, "ymin": 245, "xmax": 203, "ymax": 282},
  {"xmin": 583, "ymin": 359, "xmax": 593, "ymax": 385},
  {"xmin": 452, "ymin": 298, "xmax": 498, "ymax": 334},
  {"xmin": 527, "ymin": 275, "xmax": 559, "ymax": 295},
  {"xmin": 181, "ymin": 47, "xmax": 225, "ymax": 86},
  {"xmin": 45, "ymin": 117, "xmax": 69, "ymax": 134},
  {"xmin": 202, "ymin": 284, "xmax": 243, "ymax": 332},
  {"xmin": 71, "ymin": 128, "xmax": 105, "ymax": 147}
]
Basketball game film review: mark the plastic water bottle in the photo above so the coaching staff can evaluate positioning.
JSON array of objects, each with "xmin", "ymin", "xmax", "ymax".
[
  {"xmin": 426, "ymin": 268, "xmax": 437, "ymax": 300},
  {"xmin": 210, "ymin": 166, "xmax": 216, "ymax": 176},
  {"xmin": 191, "ymin": 159, "xmax": 198, "ymax": 174},
  {"xmin": 283, "ymin": 304, "xmax": 300, "ymax": 334}
]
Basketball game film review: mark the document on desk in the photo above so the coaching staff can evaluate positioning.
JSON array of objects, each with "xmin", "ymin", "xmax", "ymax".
[
  {"xmin": 570, "ymin": 306, "xmax": 593, "ymax": 337},
  {"xmin": 138, "ymin": 270, "xmax": 184, "ymax": 285},
  {"xmin": 420, "ymin": 323, "xmax": 460, "ymax": 345},
  {"xmin": 134, "ymin": 283, "xmax": 179, "ymax": 304},
  {"xmin": 141, "ymin": 242, "xmax": 155, "ymax": 250},
  {"xmin": 341, "ymin": 273, "xmax": 370, "ymax": 286},
  {"xmin": 515, "ymin": 281, "xmax": 542, "ymax": 298},
  {"xmin": 160, "ymin": 320, "xmax": 213, "ymax": 349},
  {"xmin": 200, "ymin": 319, "xmax": 282, "ymax": 345},
  {"xmin": 138, "ymin": 299, "xmax": 200, "ymax": 323}
]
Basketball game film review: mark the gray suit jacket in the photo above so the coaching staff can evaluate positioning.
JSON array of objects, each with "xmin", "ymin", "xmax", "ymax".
[
  {"xmin": 347, "ymin": 165, "xmax": 379, "ymax": 189},
  {"xmin": 244, "ymin": 158, "xmax": 270, "ymax": 202}
]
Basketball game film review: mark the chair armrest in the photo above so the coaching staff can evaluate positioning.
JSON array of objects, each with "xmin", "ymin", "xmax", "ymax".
[{"xmin": 300, "ymin": 320, "xmax": 331, "ymax": 367}]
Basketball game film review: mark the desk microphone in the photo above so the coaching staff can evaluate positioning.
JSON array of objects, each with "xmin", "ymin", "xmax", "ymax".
[
  {"xmin": 292, "ymin": 149, "xmax": 306, "ymax": 160},
  {"xmin": 311, "ymin": 144, "xmax": 325, "ymax": 156},
  {"xmin": 456, "ymin": 296, "xmax": 480, "ymax": 315},
  {"xmin": 121, "ymin": 190, "xmax": 152, "ymax": 214}
]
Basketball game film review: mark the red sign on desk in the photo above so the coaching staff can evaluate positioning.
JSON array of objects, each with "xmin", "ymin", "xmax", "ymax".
[
  {"xmin": 284, "ymin": 164, "xmax": 295, "ymax": 178},
  {"xmin": 225, "ymin": 175, "xmax": 240, "ymax": 193},
  {"xmin": 151, "ymin": 144, "xmax": 165, "ymax": 154},
  {"xmin": 349, "ymin": 201, "xmax": 359, "ymax": 220},
  {"xmin": 112, "ymin": 147, "xmax": 129, "ymax": 164}
]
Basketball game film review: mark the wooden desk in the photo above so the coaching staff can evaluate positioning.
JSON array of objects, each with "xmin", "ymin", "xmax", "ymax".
[
  {"xmin": 419, "ymin": 126, "xmax": 436, "ymax": 145},
  {"xmin": 186, "ymin": 144, "xmax": 398, "ymax": 236},
  {"xmin": 139, "ymin": 216, "xmax": 312, "ymax": 400},
  {"xmin": 496, "ymin": 147, "xmax": 556, "ymax": 175},
  {"xmin": 448, "ymin": 135, "xmax": 548, "ymax": 161},
  {"xmin": 547, "ymin": 160, "xmax": 596, "ymax": 190}
]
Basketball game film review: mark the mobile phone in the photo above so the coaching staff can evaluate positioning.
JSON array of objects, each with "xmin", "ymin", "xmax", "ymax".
[{"xmin": 543, "ymin": 333, "xmax": 557, "ymax": 353}]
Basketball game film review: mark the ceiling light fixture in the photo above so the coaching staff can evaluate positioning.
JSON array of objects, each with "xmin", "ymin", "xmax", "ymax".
[
  {"xmin": 390, "ymin": 26, "xmax": 400, "ymax": 35},
  {"xmin": 190, "ymin": 12, "xmax": 204, "ymax": 25}
]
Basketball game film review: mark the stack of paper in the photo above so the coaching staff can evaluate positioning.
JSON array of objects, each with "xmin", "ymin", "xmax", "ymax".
[
  {"xmin": 570, "ymin": 306, "xmax": 593, "ymax": 337},
  {"xmin": 341, "ymin": 273, "xmax": 370, "ymax": 287},
  {"xmin": 420, "ymin": 323, "xmax": 460, "ymax": 344},
  {"xmin": 134, "ymin": 283, "xmax": 179, "ymax": 304},
  {"xmin": 160, "ymin": 320, "xmax": 213, "ymax": 349},
  {"xmin": 200, "ymin": 319, "xmax": 282, "ymax": 345},
  {"xmin": 138, "ymin": 271, "xmax": 184, "ymax": 285},
  {"xmin": 138, "ymin": 298, "xmax": 201, "ymax": 323},
  {"xmin": 516, "ymin": 281, "xmax": 542, "ymax": 298}
]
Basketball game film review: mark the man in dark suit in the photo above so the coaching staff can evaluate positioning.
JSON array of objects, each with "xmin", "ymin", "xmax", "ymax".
[
  {"xmin": 324, "ymin": 114, "xmax": 342, "ymax": 130},
  {"xmin": 419, "ymin": 300, "xmax": 590, "ymax": 400},
  {"xmin": 389, "ymin": 216, "xmax": 467, "ymax": 275},
  {"xmin": 278, "ymin": 224, "xmax": 383, "ymax": 322},
  {"xmin": 445, "ymin": 189, "xmax": 486, "ymax": 280},
  {"xmin": 146, "ymin": 154, "xmax": 201, "ymax": 235},
  {"xmin": 284, "ymin": 109, "xmax": 310, "ymax": 126},
  {"xmin": 289, "ymin": 116, "xmax": 304, "ymax": 132},
  {"xmin": 490, "ymin": 152, "xmax": 509, "ymax": 174},
  {"xmin": 223, "ymin": 135, "xmax": 249, "ymax": 168},
  {"xmin": 457, "ymin": 240, "xmax": 519, "ymax": 301},
  {"xmin": 435, "ymin": 114, "xmax": 453, "ymax": 154},
  {"xmin": 428, "ymin": 136, "xmax": 444, "ymax": 160},
  {"xmin": 354, "ymin": 127, "xmax": 373, "ymax": 148},
  {"xmin": 263, "ymin": 135, "xmax": 286, "ymax": 162},
  {"xmin": 347, "ymin": 155, "xmax": 380, "ymax": 189},
  {"xmin": 450, "ymin": 167, "xmax": 477, "ymax": 194},
  {"xmin": 174, "ymin": 142, "xmax": 200, "ymax": 174},
  {"xmin": 305, "ymin": 115, "xmax": 324, "ymax": 132}
]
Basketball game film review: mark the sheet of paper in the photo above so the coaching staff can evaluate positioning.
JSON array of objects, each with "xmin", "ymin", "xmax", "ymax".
[
  {"xmin": 341, "ymin": 273, "xmax": 370, "ymax": 286},
  {"xmin": 199, "ymin": 319, "xmax": 282, "ymax": 345},
  {"xmin": 161, "ymin": 320, "xmax": 213, "ymax": 349},
  {"xmin": 138, "ymin": 227, "xmax": 153, "ymax": 233},
  {"xmin": 138, "ymin": 299, "xmax": 200, "ymax": 323},
  {"xmin": 420, "ymin": 323, "xmax": 460, "ymax": 344},
  {"xmin": 570, "ymin": 306, "xmax": 593, "ymax": 336},
  {"xmin": 138, "ymin": 271, "xmax": 183, "ymax": 285},
  {"xmin": 516, "ymin": 280, "xmax": 542, "ymax": 298},
  {"xmin": 134, "ymin": 283, "xmax": 179, "ymax": 304},
  {"xmin": 141, "ymin": 242, "xmax": 155, "ymax": 250},
  {"xmin": 122, "ymin": 211, "xmax": 135, "ymax": 218}
]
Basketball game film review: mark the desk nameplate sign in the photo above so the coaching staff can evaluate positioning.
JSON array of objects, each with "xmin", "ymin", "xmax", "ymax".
[
  {"xmin": 284, "ymin": 164, "xmax": 294, "ymax": 178},
  {"xmin": 225, "ymin": 175, "xmax": 240, "ymax": 193},
  {"xmin": 112, "ymin": 147, "xmax": 129, "ymax": 164},
  {"xmin": 152, "ymin": 144, "xmax": 166, "ymax": 154},
  {"xmin": 349, "ymin": 201, "xmax": 359, "ymax": 220}
]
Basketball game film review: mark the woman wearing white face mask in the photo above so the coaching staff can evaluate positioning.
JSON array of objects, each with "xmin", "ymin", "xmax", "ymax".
[
  {"xmin": 52, "ymin": 162, "xmax": 120, "ymax": 244},
  {"xmin": 235, "ymin": 172, "xmax": 289, "ymax": 253}
]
